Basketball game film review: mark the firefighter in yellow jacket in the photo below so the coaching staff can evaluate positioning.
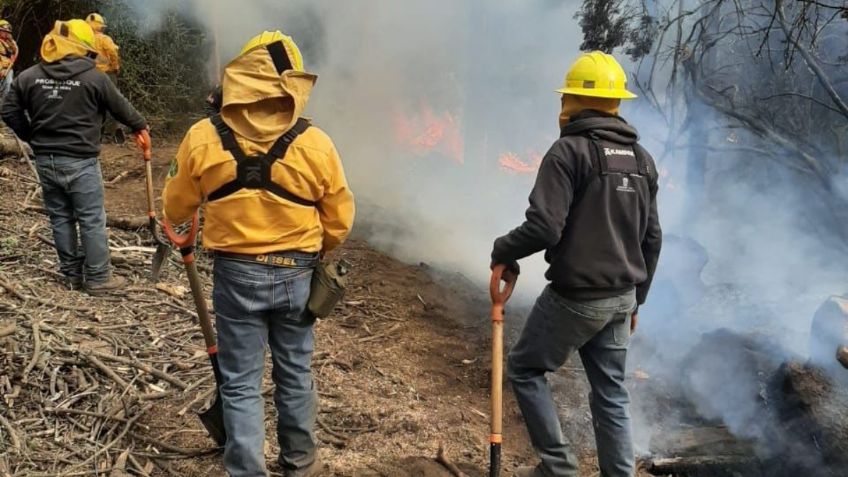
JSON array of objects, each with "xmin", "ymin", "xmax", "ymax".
[
  {"xmin": 86, "ymin": 14, "xmax": 119, "ymax": 75},
  {"xmin": 86, "ymin": 13, "xmax": 123, "ymax": 142},
  {"xmin": 0, "ymin": 20, "xmax": 18, "ymax": 95},
  {"xmin": 162, "ymin": 31, "xmax": 354, "ymax": 477}
]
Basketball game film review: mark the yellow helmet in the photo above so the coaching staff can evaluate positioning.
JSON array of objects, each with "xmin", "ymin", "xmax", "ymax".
[
  {"xmin": 239, "ymin": 31, "xmax": 304, "ymax": 72},
  {"xmin": 0, "ymin": 20, "xmax": 12, "ymax": 33},
  {"xmin": 86, "ymin": 13, "xmax": 106, "ymax": 31},
  {"xmin": 556, "ymin": 51, "xmax": 637, "ymax": 99},
  {"xmin": 62, "ymin": 19, "xmax": 96, "ymax": 49}
]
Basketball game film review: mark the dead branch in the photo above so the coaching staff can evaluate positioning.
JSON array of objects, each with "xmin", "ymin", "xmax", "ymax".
[
  {"xmin": 0, "ymin": 413, "xmax": 22, "ymax": 452},
  {"xmin": 0, "ymin": 321, "xmax": 15, "ymax": 338},
  {"xmin": 435, "ymin": 444, "xmax": 469, "ymax": 477},
  {"xmin": 775, "ymin": 0, "xmax": 848, "ymax": 119},
  {"xmin": 80, "ymin": 349, "xmax": 189, "ymax": 390},
  {"xmin": 81, "ymin": 353, "xmax": 131, "ymax": 392},
  {"xmin": 20, "ymin": 319, "xmax": 42, "ymax": 381}
]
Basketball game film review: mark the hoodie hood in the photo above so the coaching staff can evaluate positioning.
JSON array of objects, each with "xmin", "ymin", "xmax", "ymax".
[
  {"xmin": 40, "ymin": 24, "xmax": 98, "ymax": 64},
  {"xmin": 220, "ymin": 44, "xmax": 318, "ymax": 143},
  {"xmin": 40, "ymin": 56, "xmax": 97, "ymax": 80},
  {"xmin": 558, "ymin": 94, "xmax": 620, "ymax": 129},
  {"xmin": 560, "ymin": 109, "xmax": 639, "ymax": 145}
]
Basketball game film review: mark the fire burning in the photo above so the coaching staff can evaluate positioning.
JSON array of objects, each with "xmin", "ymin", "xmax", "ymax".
[
  {"xmin": 498, "ymin": 150, "xmax": 543, "ymax": 174},
  {"xmin": 395, "ymin": 102, "xmax": 464, "ymax": 164}
]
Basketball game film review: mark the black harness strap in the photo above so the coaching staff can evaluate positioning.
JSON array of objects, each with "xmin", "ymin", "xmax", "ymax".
[
  {"xmin": 267, "ymin": 41, "xmax": 293, "ymax": 75},
  {"xmin": 207, "ymin": 115, "xmax": 315, "ymax": 207}
]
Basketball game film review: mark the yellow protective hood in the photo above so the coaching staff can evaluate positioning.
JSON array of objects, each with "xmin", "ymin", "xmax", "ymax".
[
  {"xmin": 220, "ymin": 44, "xmax": 318, "ymax": 143},
  {"xmin": 40, "ymin": 22, "xmax": 97, "ymax": 64},
  {"xmin": 559, "ymin": 94, "xmax": 621, "ymax": 129}
]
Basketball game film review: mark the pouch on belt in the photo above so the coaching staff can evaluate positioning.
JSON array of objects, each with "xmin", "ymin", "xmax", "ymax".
[{"xmin": 308, "ymin": 259, "xmax": 350, "ymax": 318}]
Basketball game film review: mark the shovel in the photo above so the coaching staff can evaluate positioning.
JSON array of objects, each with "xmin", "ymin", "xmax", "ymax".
[
  {"xmin": 489, "ymin": 265, "xmax": 516, "ymax": 477},
  {"xmin": 136, "ymin": 131, "xmax": 170, "ymax": 282},
  {"xmin": 163, "ymin": 213, "xmax": 226, "ymax": 446}
]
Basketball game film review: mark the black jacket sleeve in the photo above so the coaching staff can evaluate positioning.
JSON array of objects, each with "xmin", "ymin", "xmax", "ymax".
[
  {"xmin": 100, "ymin": 75, "xmax": 146, "ymax": 132},
  {"xmin": 491, "ymin": 145, "xmax": 578, "ymax": 265},
  {"xmin": 1, "ymin": 76, "xmax": 31, "ymax": 141},
  {"xmin": 636, "ymin": 185, "xmax": 662, "ymax": 304}
]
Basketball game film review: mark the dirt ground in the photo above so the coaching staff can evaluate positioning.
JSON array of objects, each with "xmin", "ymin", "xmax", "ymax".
[{"xmin": 0, "ymin": 143, "xmax": 651, "ymax": 477}]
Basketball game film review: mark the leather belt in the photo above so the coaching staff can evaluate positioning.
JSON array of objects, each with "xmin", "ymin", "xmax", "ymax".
[{"xmin": 214, "ymin": 251, "xmax": 318, "ymax": 269}]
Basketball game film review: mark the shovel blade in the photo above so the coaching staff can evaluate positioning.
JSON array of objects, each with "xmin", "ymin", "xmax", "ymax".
[
  {"xmin": 150, "ymin": 243, "xmax": 170, "ymax": 282},
  {"xmin": 198, "ymin": 392, "xmax": 226, "ymax": 446}
]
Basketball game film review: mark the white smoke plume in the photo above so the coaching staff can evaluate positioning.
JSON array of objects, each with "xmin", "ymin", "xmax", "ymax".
[{"xmin": 120, "ymin": 0, "xmax": 848, "ymax": 461}]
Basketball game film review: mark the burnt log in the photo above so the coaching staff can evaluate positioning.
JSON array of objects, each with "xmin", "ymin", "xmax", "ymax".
[
  {"xmin": 770, "ymin": 361, "xmax": 848, "ymax": 476},
  {"xmin": 646, "ymin": 455, "xmax": 762, "ymax": 476},
  {"xmin": 675, "ymin": 330, "xmax": 848, "ymax": 476},
  {"xmin": 837, "ymin": 346, "xmax": 848, "ymax": 369}
]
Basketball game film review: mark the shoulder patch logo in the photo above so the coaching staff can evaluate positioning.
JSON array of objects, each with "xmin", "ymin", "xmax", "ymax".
[{"xmin": 168, "ymin": 160, "xmax": 178, "ymax": 178}]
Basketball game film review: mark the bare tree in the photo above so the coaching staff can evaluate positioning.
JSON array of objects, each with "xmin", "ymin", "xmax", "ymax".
[{"xmin": 578, "ymin": 0, "xmax": 848, "ymax": 244}]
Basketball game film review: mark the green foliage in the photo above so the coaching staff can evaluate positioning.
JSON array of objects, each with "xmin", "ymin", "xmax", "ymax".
[{"xmin": 101, "ymin": 4, "xmax": 211, "ymax": 128}]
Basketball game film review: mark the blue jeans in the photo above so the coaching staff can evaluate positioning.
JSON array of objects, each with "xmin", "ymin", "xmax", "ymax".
[
  {"xmin": 35, "ymin": 156, "xmax": 111, "ymax": 283},
  {"xmin": 213, "ymin": 254, "xmax": 319, "ymax": 477},
  {"xmin": 508, "ymin": 286, "xmax": 637, "ymax": 477}
]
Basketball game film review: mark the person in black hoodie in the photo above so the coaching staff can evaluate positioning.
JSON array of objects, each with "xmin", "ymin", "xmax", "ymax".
[
  {"xmin": 1, "ymin": 20, "xmax": 149, "ymax": 295},
  {"xmin": 492, "ymin": 52, "xmax": 662, "ymax": 477}
]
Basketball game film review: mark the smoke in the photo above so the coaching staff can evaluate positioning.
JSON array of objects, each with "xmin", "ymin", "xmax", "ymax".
[
  {"xmin": 119, "ymin": 0, "xmax": 847, "ymax": 464},
  {"xmin": 119, "ymin": 0, "xmax": 584, "ymax": 294}
]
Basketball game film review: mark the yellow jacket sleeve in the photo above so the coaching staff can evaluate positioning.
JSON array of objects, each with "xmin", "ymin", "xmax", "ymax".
[
  {"xmin": 162, "ymin": 128, "xmax": 204, "ymax": 224},
  {"xmin": 319, "ymin": 142, "xmax": 355, "ymax": 253},
  {"xmin": 104, "ymin": 36, "xmax": 120, "ymax": 72}
]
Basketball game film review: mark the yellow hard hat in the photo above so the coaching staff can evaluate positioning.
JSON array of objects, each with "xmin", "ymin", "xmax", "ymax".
[
  {"xmin": 86, "ymin": 13, "xmax": 106, "ymax": 30},
  {"xmin": 62, "ymin": 19, "xmax": 96, "ymax": 49},
  {"xmin": 556, "ymin": 51, "xmax": 637, "ymax": 100},
  {"xmin": 0, "ymin": 20, "xmax": 12, "ymax": 33},
  {"xmin": 239, "ymin": 31, "xmax": 304, "ymax": 72}
]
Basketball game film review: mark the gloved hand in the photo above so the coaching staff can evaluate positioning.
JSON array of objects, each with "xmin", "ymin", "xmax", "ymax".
[{"xmin": 133, "ymin": 128, "xmax": 152, "ymax": 161}]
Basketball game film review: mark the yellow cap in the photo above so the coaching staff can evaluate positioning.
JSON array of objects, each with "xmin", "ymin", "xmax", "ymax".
[
  {"xmin": 0, "ymin": 20, "xmax": 12, "ymax": 33},
  {"xmin": 239, "ymin": 31, "xmax": 304, "ymax": 72},
  {"xmin": 556, "ymin": 51, "xmax": 637, "ymax": 100}
]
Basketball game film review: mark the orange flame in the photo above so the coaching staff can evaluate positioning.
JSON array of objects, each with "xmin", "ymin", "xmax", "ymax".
[
  {"xmin": 395, "ymin": 102, "xmax": 464, "ymax": 164},
  {"xmin": 499, "ymin": 150, "xmax": 543, "ymax": 175}
]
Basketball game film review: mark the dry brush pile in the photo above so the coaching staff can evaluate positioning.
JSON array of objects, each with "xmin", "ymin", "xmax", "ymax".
[{"xmin": 0, "ymin": 155, "xmax": 223, "ymax": 476}]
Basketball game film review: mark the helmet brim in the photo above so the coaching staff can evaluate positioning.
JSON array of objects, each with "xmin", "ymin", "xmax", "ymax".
[{"xmin": 556, "ymin": 87, "xmax": 638, "ymax": 100}]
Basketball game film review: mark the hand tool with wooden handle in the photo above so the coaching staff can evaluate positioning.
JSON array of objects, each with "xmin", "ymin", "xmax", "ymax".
[
  {"xmin": 163, "ymin": 213, "xmax": 226, "ymax": 445},
  {"xmin": 135, "ymin": 129, "xmax": 171, "ymax": 282},
  {"xmin": 489, "ymin": 265, "xmax": 516, "ymax": 477}
]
